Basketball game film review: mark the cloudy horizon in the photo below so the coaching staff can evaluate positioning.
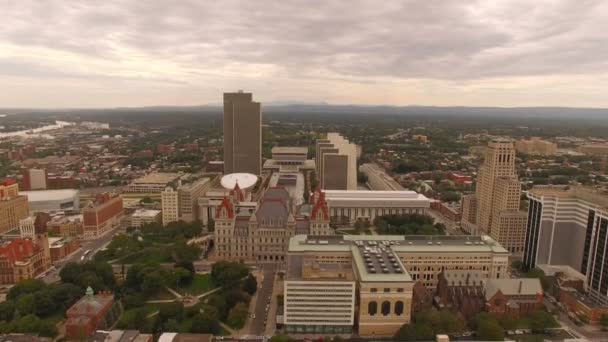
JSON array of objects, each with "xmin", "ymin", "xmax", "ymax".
[{"xmin": 1, "ymin": 0, "xmax": 608, "ymax": 108}]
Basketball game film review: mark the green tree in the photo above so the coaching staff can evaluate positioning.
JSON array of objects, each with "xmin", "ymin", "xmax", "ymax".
[
  {"xmin": 529, "ymin": 310, "xmax": 558, "ymax": 332},
  {"xmin": 227, "ymin": 302, "xmax": 249, "ymax": 329},
  {"xmin": 59, "ymin": 262, "xmax": 82, "ymax": 284},
  {"xmin": 243, "ymin": 273, "xmax": 257, "ymax": 295},
  {"xmin": 600, "ymin": 314, "xmax": 608, "ymax": 330},
  {"xmin": 141, "ymin": 271, "xmax": 164, "ymax": 296},
  {"xmin": 15, "ymin": 294, "xmax": 35, "ymax": 316},
  {"xmin": 269, "ymin": 335, "xmax": 292, "ymax": 342},
  {"xmin": 33, "ymin": 291, "xmax": 56, "ymax": 317},
  {"xmin": 211, "ymin": 261, "xmax": 249, "ymax": 290},
  {"xmin": 477, "ymin": 319, "xmax": 504, "ymax": 341},
  {"xmin": 159, "ymin": 301, "xmax": 184, "ymax": 322},
  {"xmin": 207, "ymin": 218, "xmax": 215, "ymax": 232},
  {"xmin": 191, "ymin": 312, "xmax": 220, "ymax": 334},
  {"xmin": 0, "ymin": 301, "xmax": 15, "ymax": 321},
  {"xmin": 7, "ymin": 279, "xmax": 45, "ymax": 300}
]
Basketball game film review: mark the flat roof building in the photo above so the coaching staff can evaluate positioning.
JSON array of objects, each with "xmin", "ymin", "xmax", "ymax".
[
  {"xmin": 131, "ymin": 209, "xmax": 161, "ymax": 228},
  {"xmin": 124, "ymin": 173, "xmax": 182, "ymax": 194},
  {"xmin": 20, "ymin": 189, "xmax": 79, "ymax": 212},
  {"xmin": 321, "ymin": 189, "xmax": 430, "ymax": 224},
  {"xmin": 525, "ymin": 185, "xmax": 608, "ymax": 305},
  {"xmin": 286, "ymin": 234, "xmax": 510, "ymax": 336},
  {"xmin": 316, "ymin": 133, "xmax": 358, "ymax": 190},
  {"xmin": 223, "ymin": 91, "xmax": 262, "ymax": 175},
  {"xmin": 263, "ymin": 146, "xmax": 316, "ymax": 173},
  {"xmin": 359, "ymin": 163, "xmax": 404, "ymax": 191}
]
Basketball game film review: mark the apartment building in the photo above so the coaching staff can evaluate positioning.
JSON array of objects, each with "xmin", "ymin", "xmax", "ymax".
[
  {"xmin": 285, "ymin": 234, "xmax": 510, "ymax": 336},
  {"xmin": 524, "ymin": 185, "xmax": 608, "ymax": 305},
  {"xmin": 316, "ymin": 133, "xmax": 358, "ymax": 190}
]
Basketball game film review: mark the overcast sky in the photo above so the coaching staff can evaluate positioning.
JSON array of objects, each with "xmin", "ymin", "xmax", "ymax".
[{"xmin": 1, "ymin": 0, "xmax": 607, "ymax": 108}]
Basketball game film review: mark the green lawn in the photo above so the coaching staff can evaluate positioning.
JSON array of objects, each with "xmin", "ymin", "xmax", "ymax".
[{"xmin": 177, "ymin": 274, "xmax": 216, "ymax": 295}]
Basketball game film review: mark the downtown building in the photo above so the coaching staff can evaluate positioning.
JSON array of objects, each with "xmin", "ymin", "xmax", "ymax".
[
  {"xmin": 161, "ymin": 177, "xmax": 211, "ymax": 225},
  {"xmin": 284, "ymin": 234, "xmax": 510, "ymax": 336},
  {"xmin": 0, "ymin": 179, "xmax": 29, "ymax": 234},
  {"xmin": 315, "ymin": 133, "xmax": 358, "ymax": 190},
  {"xmin": 223, "ymin": 91, "xmax": 262, "ymax": 175},
  {"xmin": 82, "ymin": 193, "xmax": 123, "ymax": 240},
  {"xmin": 524, "ymin": 185, "xmax": 608, "ymax": 305},
  {"xmin": 461, "ymin": 139, "xmax": 527, "ymax": 254},
  {"xmin": 320, "ymin": 188, "xmax": 430, "ymax": 224}
]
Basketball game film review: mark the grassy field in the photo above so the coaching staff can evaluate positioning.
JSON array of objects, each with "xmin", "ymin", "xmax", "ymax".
[{"xmin": 177, "ymin": 274, "xmax": 216, "ymax": 295}]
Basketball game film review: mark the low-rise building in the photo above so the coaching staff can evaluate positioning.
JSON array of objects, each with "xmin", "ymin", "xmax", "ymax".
[
  {"xmin": 47, "ymin": 214, "xmax": 84, "ymax": 238},
  {"xmin": 131, "ymin": 209, "xmax": 161, "ymax": 228},
  {"xmin": 124, "ymin": 173, "xmax": 182, "ymax": 194},
  {"xmin": 484, "ymin": 278, "xmax": 544, "ymax": 318},
  {"xmin": 321, "ymin": 189, "xmax": 430, "ymax": 224},
  {"xmin": 19, "ymin": 189, "xmax": 80, "ymax": 212},
  {"xmin": 66, "ymin": 287, "xmax": 118, "ymax": 339},
  {"xmin": 49, "ymin": 236, "xmax": 79, "ymax": 262},
  {"xmin": 263, "ymin": 146, "xmax": 315, "ymax": 173}
]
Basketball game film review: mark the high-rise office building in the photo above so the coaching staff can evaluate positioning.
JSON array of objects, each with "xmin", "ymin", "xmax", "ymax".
[
  {"xmin": 461, "ymin": 139, "xmax": 527, "ymax": 254},
  {"xmin": 161, "ymin": 187, "xmax": 179, "ymax": 226},
  {"xmin": 223, "ymin": 91, "xmax": 262, "ymax": 175},
  {"xmin": 524, "ymin": 186, "xmax": 608, "ymax": 305},
  {"xmin": 315, "ymin": 133, "xmax": 358, "ymax": 190}
]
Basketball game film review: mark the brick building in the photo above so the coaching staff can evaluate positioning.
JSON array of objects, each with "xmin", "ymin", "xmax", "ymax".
[
  {"xmin": 83, "ymin": 193, "xmax": 123, "ymax": 240},
  {"xmin": 49, "ymin": 237, "xmax": 80, "ymax": 262},
  {"xmin": 485, "ymin": 278, "xmax": 544, "ymax": 318},
  {"xmin": 66, "ymin": 287, "xmax": 117, "ymax": 339}
]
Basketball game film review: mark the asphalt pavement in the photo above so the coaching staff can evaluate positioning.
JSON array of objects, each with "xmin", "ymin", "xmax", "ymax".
[
  {"xmin": 250, "ymin": 265, "xmax": 277, "ymax": 336},
  {"xmin": 40, "ymin": 227, "xmax": 121, "ymax": 284}
]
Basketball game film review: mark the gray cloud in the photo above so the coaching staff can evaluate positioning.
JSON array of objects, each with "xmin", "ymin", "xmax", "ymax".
[{"xmin": 0, "ymin": 0, "xmax": 607, "ymax": 107}]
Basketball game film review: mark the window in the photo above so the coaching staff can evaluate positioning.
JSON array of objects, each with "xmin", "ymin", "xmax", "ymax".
[
  {"xmin": 394, "ymin": 301, "xmax": 404, "ymax": 315},
  {"xmin": 370, "ymin": 288, "xmax": 377, "ymax": 293},
  {"xmin": 368, "ymin": 301, "xmax": 377, "ymax": 315},
  {"xmin": 381, "ymin": 301, "xmax": 391, "ymax": 316},
  {"xmin": 383, "ymin": 288, "xmax": 390, "ymax": 293},
  {"xmin": 397, "ymin": 288, "xmax": 404, "ymax": 293}
]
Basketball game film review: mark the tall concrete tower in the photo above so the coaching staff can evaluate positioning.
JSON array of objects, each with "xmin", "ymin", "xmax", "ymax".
[{"xmin": 223, "ymin": 91, "xmax": 262, "ymax": 175}]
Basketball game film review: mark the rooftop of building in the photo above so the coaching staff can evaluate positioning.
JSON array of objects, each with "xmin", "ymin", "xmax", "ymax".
[
  {"xmin": 322, "ymin": 189, "xmax": 428, "ymax": 201},
  {"xmin": 158, "ymin": 333, "xmax": 213, "ymax": 342},
  {"xmin": 19, "ymin": 189, "xmax": 79, "ymax": 201},
  {"xmin": 289, "ymin": 234, "xmax": 509, "ymax": 282},
  {"xmin": 132, "ymin": 209, "xmax": 161, "ymax": 218},
  {"xmin": 289, "ymin": 234, "xmax": 509, "ymax": 254},
  {"xmin": 271, "ymin": 146, "xmax": 308, "ymax": 154},
  {"xmin": 89, "ymin": 330, "xmax": 151, "ymax": 342},
  {"xmin": 484, "ymin": 278, "xmax": 543, "ymax": 300},
  {"xmin": 131, "ymin": 172, "xmax": 182, "ymax": 184},
  {"xmin": 528, "ymin": 185, "xmax": 608, "ymax": 208}
]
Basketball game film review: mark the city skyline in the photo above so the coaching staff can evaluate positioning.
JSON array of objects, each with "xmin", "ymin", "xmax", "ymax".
[{"xmin": 1, "ymin": 1, "xmax": 608, "ymax": 108}]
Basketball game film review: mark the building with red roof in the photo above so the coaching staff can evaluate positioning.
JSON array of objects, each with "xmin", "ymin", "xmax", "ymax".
[
  {"xmin": 0, "ymin": 238, "xmax": 45, "ymax": 285},
  {"xmin": 66, "ymin": 287, "xmax": 116, "ymax": 339}
]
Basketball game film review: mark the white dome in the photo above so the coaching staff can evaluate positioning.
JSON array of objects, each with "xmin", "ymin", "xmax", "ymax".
[{"xmin": 221, "ymin": 173, "xmax": 258, "ymax": 190}]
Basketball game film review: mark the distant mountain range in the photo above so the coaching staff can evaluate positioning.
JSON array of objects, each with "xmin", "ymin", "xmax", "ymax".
[{"xmin": 1, "ymin": 104, "xmax": 607, "ymax": 119}]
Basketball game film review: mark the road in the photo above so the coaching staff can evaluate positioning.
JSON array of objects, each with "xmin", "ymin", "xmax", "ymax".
[
  {"xmin": 427, "ymin": 209, "xmax": 463, "ymax": 235},
  {"xmin": 249, "ymin": 265, "xmax": 277, "ymax": 336},
  {"xmin": 40, "ymin": 227, "xmax": 121, "ymax": 284}
]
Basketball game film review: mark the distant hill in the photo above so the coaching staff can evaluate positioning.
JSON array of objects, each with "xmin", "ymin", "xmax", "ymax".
[{"xmin": 1, "ymin": 104, "xmax": 607, "ymax": 120}]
